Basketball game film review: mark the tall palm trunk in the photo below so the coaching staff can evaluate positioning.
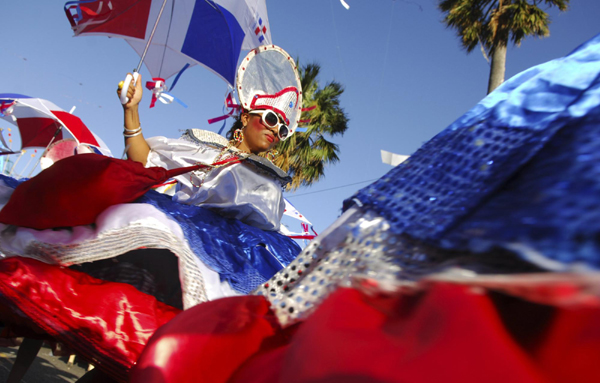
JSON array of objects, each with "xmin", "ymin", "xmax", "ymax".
[
  {"xmin": 439, "ymin": 0, "xmax": 570, "ymax": 94},
  {"xmin": 487, "ymin": 43, "xmax": 507, "ymax": 94}
]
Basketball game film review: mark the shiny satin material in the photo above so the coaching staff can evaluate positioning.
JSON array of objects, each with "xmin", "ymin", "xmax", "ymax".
[
  {"xmin": 0, "ymin": 257, "xmax": 181, "ymax": 383},
  {"xmin": 132, "ymin": 296, "xmax": 279, "ymax": 383},
  {"xmin": 0, "ymin": 153, "xmax": 204, "ymax": 230},
  {"xmin": 139, "ymin": 190, "xmax": 301, "ymax": 294},
  {"xmin": 146, "ymin": 135, "xmax": 285, "ymax": 231},
  {"xmin": 132, "ymin": 286, "xmax": 600, "ymax": 383}
]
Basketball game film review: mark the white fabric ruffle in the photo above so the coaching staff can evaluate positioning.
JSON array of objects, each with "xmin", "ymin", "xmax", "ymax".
[{"xmin": 0, "ymin": 179, "xmax": 239, "ymax": 309}]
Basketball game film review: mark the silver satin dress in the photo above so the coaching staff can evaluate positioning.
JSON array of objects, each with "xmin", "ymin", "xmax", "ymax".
[{"xmin": 145, "ymin": 130, "xmax": 285, "ymax": 231}]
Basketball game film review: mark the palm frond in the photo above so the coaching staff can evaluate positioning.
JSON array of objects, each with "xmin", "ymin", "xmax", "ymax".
[
  {"xmin": 438, "ymin": 0, "xmax": 570, "ymax": 52},
  {"xmin": 275, "ymin": 61, "xmax": 349, "ymax": 191}
]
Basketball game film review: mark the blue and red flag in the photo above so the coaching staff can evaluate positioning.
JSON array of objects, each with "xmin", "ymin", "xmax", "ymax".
[{"xmin": 65, "ymin": 0, "xmax": 272, "ymax": 86}]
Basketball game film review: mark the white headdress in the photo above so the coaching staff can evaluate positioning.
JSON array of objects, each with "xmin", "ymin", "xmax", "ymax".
[{"xmin": 236, "ymin": 45, "xmax": 302, "ymax": 140}]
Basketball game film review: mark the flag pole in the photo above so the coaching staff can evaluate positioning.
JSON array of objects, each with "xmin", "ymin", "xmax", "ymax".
[
  {"xmin": 20, "ymin": 151, "xmax": 37, "ymax": 179},
  {"xmin": 8, "ymin": 150, "xmax": 25, "ymax": 176},
  {"xmin": 120, "ymin": 0, "xmax": 169, "ymax": 104},
  {"xmin": 3, "ymin": 128, "xmax": 14, "ymax": 174},
  {"xmin": 135, "ymin": 0, "xmax": 169, "ymax": 73}
]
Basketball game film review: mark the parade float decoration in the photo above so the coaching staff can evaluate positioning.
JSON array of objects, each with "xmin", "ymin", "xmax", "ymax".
[{"xmin": 0, "ymin": 94, "xmax": 111, "ymax": 176}]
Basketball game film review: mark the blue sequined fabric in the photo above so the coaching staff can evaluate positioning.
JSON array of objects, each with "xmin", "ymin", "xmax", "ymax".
[
  {"xmin": 139, "ymin": 191, "xmax": 301, "ymax": 293},
  {"xmin": 344, "ymin": 33, "xmax": 600, "ymax": 269}
]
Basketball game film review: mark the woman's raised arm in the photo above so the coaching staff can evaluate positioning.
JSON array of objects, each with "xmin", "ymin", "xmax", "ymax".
[{"xmin": 119, "ymin": 73, "xmax": 150, "ymax": 165}]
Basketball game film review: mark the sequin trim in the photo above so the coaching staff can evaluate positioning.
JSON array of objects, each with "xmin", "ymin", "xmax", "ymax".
[{"xmin": 254, "ymin": 207, "xmax": 549, "ymax": 327}]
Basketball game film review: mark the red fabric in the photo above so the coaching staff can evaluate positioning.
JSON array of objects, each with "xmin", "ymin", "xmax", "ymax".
[
  {"xmin": 0, "ymin": 153, "xmax": 202, "ymax": 229},
  {"xmin": 17, "ymin": 117, "xmax": 63, "ymax": 149},
  {"xmin": 0, "ymin": 257, "xmax": 181, "ymax": 383},
  {"xmin": 51, "ymin": 110, "xmax": 100, "ymax": 147},
  {"xmin": 535, "ymin": 305, "xmax": 600, "ymax": 382},
  {"xmin": 234, "ymin": 286, "xmax": 547, "ymax": 383},
  {"xmin": 66, "ymin": 0, "xmax": 152, "ymax": 39},
  {"xmin": 132, "ymin": 296, "xmax": 281, "ymax": 383},
  {"xmin": 132, "ymin": 284, "xmax": 600, "ymax": 383}
]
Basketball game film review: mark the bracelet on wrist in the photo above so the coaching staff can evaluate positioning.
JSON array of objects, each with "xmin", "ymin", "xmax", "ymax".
[
  {"xmin": 123, "ymin": 129, "xmax": 143, "ymax": 138},
  {"xmin": 124, "ymin": 125, "xmax": 141, "ymax": 133}
]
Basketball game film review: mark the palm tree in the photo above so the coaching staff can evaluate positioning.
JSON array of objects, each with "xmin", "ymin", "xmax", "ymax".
[
  {"xmin": 273, "ymin": 62, "xmax": 349, "ymax": 191},
  {"xmin": 438, "ymin": 0, "xmax": 570, "ymax": 93}
]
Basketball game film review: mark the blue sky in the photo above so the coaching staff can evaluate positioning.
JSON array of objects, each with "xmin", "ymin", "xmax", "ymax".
[{"xmin": 1, "ymin": 0, "xmax": 599, "ymax": 234}]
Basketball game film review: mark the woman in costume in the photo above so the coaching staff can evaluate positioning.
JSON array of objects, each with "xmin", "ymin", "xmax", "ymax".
[
  {"xmin": 120, "ymin": 71, "xmax": 292, "ymax": 232},
  {"xmin": 132, "ymin": 35, "xmax": 600, "ymax": 383},
  {"xmin": 0, "ymin": 45, "xmax": 303, "ymax": 382}
]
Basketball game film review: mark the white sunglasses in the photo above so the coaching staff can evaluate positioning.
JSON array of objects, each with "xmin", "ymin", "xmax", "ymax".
[{"xmin": 248, "ymin": 110, "xmax": 290, "ymax": 140}]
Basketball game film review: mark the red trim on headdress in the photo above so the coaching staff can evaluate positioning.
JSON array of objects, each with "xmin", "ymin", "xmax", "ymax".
[{"xmin": 249, "ymin": 86, "xmax": 299, "ymax": 124}]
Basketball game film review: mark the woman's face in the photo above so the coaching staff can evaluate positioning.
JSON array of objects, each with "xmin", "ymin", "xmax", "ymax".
[{"xmin": 239, "ymin": 111, "xmax": 281, "ymax": 154}]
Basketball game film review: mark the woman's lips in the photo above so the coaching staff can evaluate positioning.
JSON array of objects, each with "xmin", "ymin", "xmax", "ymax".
[{"xmin": 265, "ymin": 133, "xmax": 274, "ymax": 143}]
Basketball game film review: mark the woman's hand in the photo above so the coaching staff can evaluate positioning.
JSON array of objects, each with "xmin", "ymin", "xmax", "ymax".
[
  {"xmin": 118, "ymin": 73, "xmax": 149, "ymax": 165},
  {"xmin": 117, "ymin": 73, "xmax": 143, "ymax": 109}
]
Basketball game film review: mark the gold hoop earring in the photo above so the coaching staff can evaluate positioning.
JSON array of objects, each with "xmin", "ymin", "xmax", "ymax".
[{"xmin": 233, "ymin": 128, "xmax": 244, "ymax": 143}]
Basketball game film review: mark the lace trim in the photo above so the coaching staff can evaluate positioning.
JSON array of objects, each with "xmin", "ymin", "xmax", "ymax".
[
  {"xmin": 184, "ymin": 129, "xmax": 229, "ymax": 147},
  {"xmin": 0, "ymin": 224, "xmax": 207, "ymax": 309}
]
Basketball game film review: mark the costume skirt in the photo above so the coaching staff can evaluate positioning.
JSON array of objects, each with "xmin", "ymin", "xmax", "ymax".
[
  {"xmin": 0, "ymin": 180, "xmax": 300, "ymax": 381},
  {"xmin": 0, "ymin": 177, "xmax": 301, "ymax": 307}
]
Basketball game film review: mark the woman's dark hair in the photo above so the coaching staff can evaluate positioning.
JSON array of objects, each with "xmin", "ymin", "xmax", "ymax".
[{"xmin": 225, "ymin": 112, "xmax": 246, "ymax": 140}]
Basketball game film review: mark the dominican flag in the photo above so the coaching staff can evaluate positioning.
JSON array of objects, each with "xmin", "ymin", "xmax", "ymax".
[{"xmin": 65, "ymin": 0, "xmax": 272, "ymax": 85}]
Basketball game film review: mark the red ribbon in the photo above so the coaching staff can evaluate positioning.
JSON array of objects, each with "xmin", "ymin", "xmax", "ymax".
[
  {"xmin": 146, "ymin": 78, "xmax": 167, "ymax": 108},
  {"xmin": 0, "ymin": 101, "xmax": 15, "ymax": 116},
  {"xmin": 154, "ymin": 156, "xmax": 242, "ymax": 189},
  {"xmin": 286, "ymin": 223, "xmax": 318, "ymax": 240},
  {"xmin": 298, "ymin": 105, "xmax": 317, "ymax": 125},
  {"xmin": 208, "ymin": 93, "xmax": 241, "ymax": 124},
  {"xmin": 152, "ymin": 179, "xmax": 177, "ymax": 189}
]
